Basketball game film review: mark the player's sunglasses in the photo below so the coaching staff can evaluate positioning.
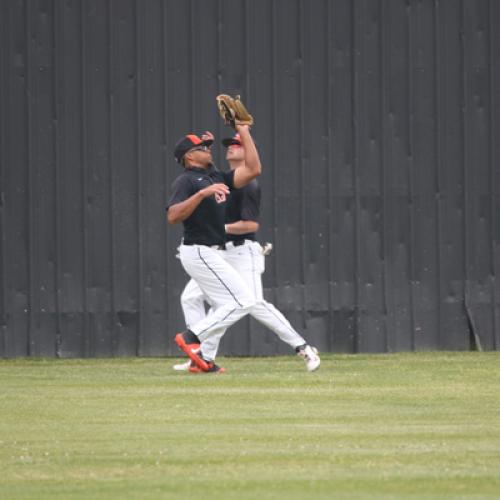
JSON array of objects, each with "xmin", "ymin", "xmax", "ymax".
[{"xmin": 189, "ymin": 145, "xmax": 210, "ymax": 153}]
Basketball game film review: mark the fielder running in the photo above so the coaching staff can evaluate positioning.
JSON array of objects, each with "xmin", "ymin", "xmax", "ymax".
[
  {"xmin": 174, "ymin": 133, "xmax": 320, "ymax": 372},
  {"xmin": 167, "ymin": 125, "xmax": 261, "ymax": 372}
]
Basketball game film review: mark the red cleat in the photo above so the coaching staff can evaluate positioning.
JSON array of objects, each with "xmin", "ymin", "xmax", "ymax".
[{"xmin": 174, "ymin": 332, "xmax": 209, "ymax": 371}]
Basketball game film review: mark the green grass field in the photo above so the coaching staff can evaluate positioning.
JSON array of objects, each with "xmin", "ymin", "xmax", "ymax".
[{"xmin": 1, "ymin": 353, "xmax": 500, "ymax": 499}]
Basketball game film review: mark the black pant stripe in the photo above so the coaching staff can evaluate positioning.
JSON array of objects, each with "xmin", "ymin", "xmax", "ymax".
[
  {"xmin": 198, "ymin": 308, "xmax": 237, "ymax": 335},
  {"xmin": 261, "ymin": 301, "xmax": 298, "ymax": 336},
  {"xmin": 197, "ymin": 248, "xmax": 243, "ymax": 307}
]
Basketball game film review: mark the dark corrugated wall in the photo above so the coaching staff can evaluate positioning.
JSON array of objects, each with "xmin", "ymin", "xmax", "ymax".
[{"xmin": 1, "ymin": 0, "xmax": 499, "ymax": 357}]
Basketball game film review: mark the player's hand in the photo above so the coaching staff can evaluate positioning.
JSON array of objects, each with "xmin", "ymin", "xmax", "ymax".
[
  {"xmin": 201, "ymin": 131, "xmax": 215, "ymax": 143},
  {"xmin": 201, "ymin": 183, "xmax": 229, "ymax": 203}
]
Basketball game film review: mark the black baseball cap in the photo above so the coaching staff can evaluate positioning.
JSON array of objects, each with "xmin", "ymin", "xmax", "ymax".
[
  {"xmin": 221, "ymin": 133, "xmax": 242, "ymax": 147},
  {"xmin": 174, "ymin": 134, "xmax": 214, "ymax": 163}
]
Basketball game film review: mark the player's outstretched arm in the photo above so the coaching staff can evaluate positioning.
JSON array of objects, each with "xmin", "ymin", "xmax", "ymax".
[{"xmin": 232, "ymin": 125, "xmax": 261, "ymax": 188}]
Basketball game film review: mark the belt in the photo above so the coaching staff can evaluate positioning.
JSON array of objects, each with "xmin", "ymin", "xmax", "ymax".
[
  {"xmin": 183, "ymin": 242, "xmax": 226, "ymax": 250},
  {"xmin": 225, "ymin": 240, "xmax": 248, "ymax": 249}
]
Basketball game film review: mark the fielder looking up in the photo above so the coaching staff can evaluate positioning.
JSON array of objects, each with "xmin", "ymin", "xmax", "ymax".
[
  {"xmin": 167, "ymin": 125, "xmax": 260, "ymax": 372},
  {"xmin": 175, "ymin": 134, "xmax": 320, "ymax": 373}
]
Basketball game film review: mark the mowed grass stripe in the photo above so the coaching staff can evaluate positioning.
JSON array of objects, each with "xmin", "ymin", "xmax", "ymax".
[{"xmin": 0, "ymin": 353, "xmax": 499, "ymax": 499}]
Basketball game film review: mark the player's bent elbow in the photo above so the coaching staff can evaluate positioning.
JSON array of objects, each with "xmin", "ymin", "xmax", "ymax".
[
  {"xmin": 253, "ymin": 162, "xmax": 262, "ymax": 177},
  {"xmin": 167, "ymin": 210, "xmax": 180, "ymax": 225},
  {"xmin": 234, "ymin": 164, "xmax": 261, "ymax": 188},
  {"xmin": 246, "ymin": 159, "xmax": 261, "ymax": 178},
  {"xmin": 245, "ymin": 164, "xmax": 262, "ymax": 183}
]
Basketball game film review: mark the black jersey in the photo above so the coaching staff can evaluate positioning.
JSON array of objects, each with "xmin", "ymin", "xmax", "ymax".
[
  {"xmin": 167, "ymin": 165, "xmax": 235, "ymax": 246},
  {"xmin": 225, "ymin": 179, "xmax": 261, "ymax": 243}
]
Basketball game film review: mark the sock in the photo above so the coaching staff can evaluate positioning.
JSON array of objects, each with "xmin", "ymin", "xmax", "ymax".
[
  {"xmin": 184, "ymin": 329, "xmax": 201, "ymax": 344},
  {"xmin": 295, "ymin": 344, "xmax": 307, "ymax": 353}
]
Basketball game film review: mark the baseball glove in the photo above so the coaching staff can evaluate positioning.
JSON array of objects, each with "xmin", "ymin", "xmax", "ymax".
[{"xmin": 216, "ymin": 94, "xmax": 254, "ymax": 129}]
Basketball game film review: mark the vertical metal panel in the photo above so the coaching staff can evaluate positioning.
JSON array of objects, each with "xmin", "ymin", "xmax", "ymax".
[
  {"xmin": 271, "ymin": 0, "xmax": 304, "ymax": 354},
  {"xmin": 435, "ymin": 0, "xmax": 469, "ymax": 350},
  {"xmin": 162, "ymin": 0, "xmax": 175, "ymax": 351},
  {"xmin": 300, "ymin": 0, "xmax": 331, "ymax": 351},
  {"xmin": 53, "ymin": 0, "xmax": 85, "ymax": 357},
  {"xmin": 82, "ymin": 0, "xmax": 114, "ymax": 356},
  {"xmin": 382, "ymin": 0, "xmax": 413, "ymax": 352},
  {"xmin": 325, "ymin": 0, "xmax": 334, "ymax": 353},
  {"xmin": 463, "ymin": 0, "xmax": 495, "ymax": 349},
  {"xmin": 8, "ymin": 0, "xmax": 31, "ymax": 357},
  {"xmin": 329, "ymin": 0, "xmax": 357, "ymax": 353},
  {"xmin": 109, "ymin": 0, "xmax": 140, "ymax": 355},
  {"xmin": 0, "ymin": 0, "xmax": 7, "ymax": 357},
  {"xmin": 1, "ymin": 0, "xmax": 499, "ymax": 357},
  {"xmin": 409, "ymin": 0, "xmax": 440, "ymax": 349},
  {"xmin": 491, "ymin": 0, "xmax": 500, "ymax": 350},
  {"xmin": 26, "ymin": 0, "xmax": 58, "ymax": 356},
  {"xmin": 353, "ymin": 0, "xmax": 387, "ymax": 352},
  {"xmin": 136, "ymin": 0, "xmax": 168, "ymax": 356}
]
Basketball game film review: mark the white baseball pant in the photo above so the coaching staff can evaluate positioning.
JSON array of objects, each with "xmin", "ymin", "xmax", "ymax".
[
  {"xmin": 178, "ymin": 244, "xmax": 255, "ymax": 345},
  {"xmin": 181, "ymin": 240, "xmax": 306, "ymax": 360}
]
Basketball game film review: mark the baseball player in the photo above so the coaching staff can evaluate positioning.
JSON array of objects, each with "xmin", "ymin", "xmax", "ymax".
[
  {"xmin": 167, "ymin": 125, "xmax": 261, "ymax": 372},
  {"xmin": 174, "ymin": 134, "xmax": 321, "ymax": 373}
]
